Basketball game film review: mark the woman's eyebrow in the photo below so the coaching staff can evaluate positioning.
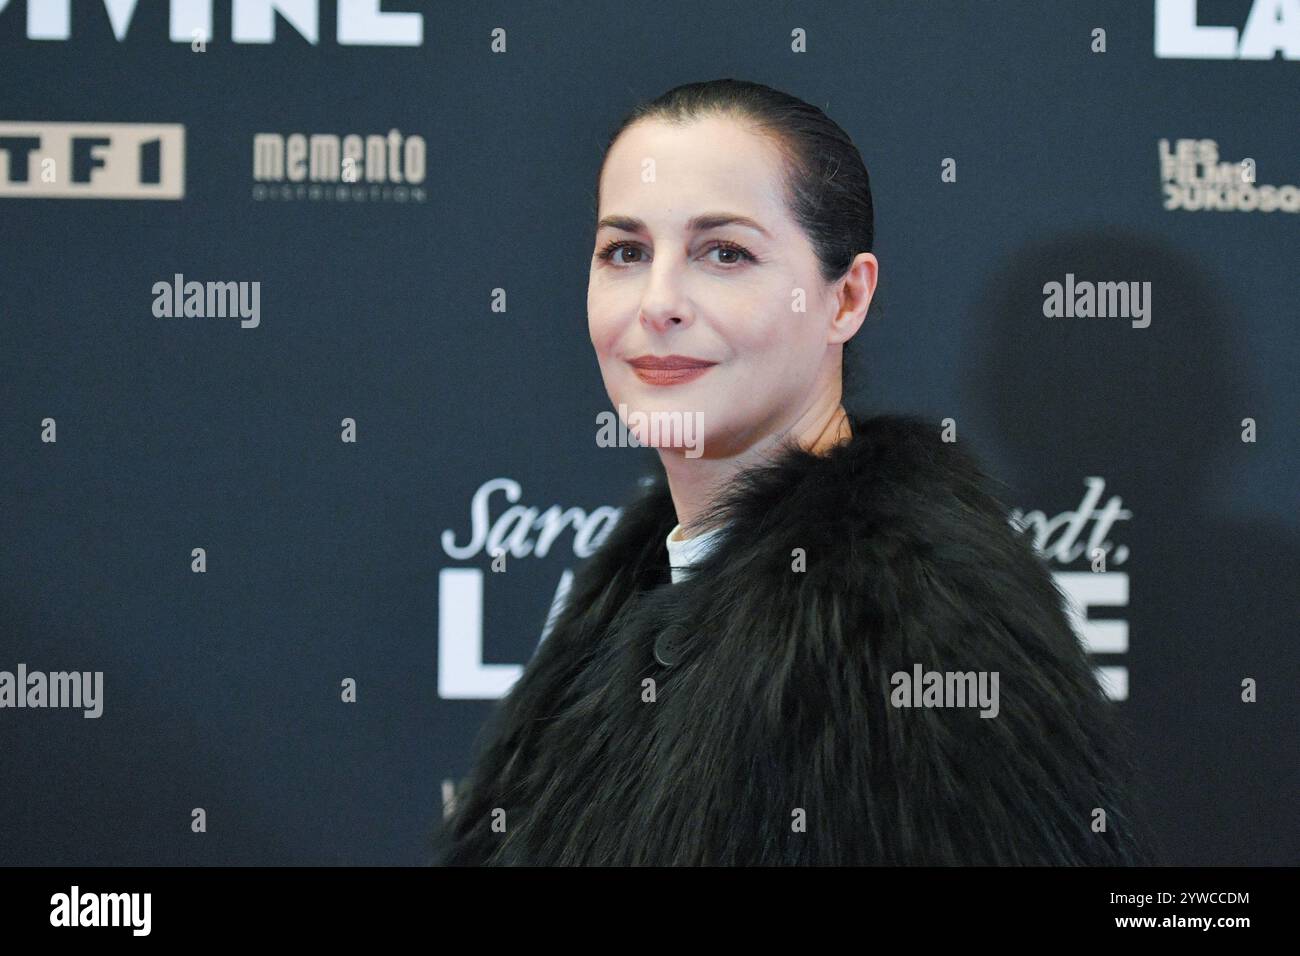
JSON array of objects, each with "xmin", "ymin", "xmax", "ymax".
[{"xmin": 595, "ymin": 213, "xmax": 772, "ymax": 238}]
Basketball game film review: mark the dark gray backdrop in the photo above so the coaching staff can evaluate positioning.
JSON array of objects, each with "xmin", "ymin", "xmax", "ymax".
[{"xmin": 1, "ymin": 0, "xmax": 1296, "ymax": 865}]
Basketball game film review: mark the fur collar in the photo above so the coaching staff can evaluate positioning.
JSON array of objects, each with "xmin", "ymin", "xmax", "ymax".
[{"xmin": 433, "ymin": 412, "xmax": 1149, "ymax": 865}]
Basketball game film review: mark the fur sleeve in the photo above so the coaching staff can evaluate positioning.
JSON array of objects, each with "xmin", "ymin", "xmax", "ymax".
[{"xmin": 737, "ymin": 423, "xmax": 1153, "ymax": 864}]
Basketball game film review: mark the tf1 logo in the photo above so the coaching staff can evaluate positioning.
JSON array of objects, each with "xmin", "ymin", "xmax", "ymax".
[{"xmin": 0, "ymin": 121, "xmax": 184, "ymax": 199}]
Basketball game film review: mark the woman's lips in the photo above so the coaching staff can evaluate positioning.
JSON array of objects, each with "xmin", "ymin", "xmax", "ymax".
[
  {"xmin": 630, "ymin": 365, "xmax": 715, "ymax": 386},
  {"xmin": 626, "ymin": 356, "xmax": 718, "ymax": 387}
]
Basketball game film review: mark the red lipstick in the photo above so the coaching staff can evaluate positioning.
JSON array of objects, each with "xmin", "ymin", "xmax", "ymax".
[{"xmin": 626, "ymin": 354, "xmax": 718, "ymax": 386}]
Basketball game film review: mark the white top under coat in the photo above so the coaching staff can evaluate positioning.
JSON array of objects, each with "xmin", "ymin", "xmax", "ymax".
[{"xmin": 665, "ymin": 523, "xmax": 727, "ymax": 583}]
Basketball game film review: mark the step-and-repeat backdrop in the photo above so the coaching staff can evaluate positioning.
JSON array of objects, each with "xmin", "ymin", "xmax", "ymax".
[{"xmin": 1, "ymin": 1, "xmax": 1295, "ymax": 865}]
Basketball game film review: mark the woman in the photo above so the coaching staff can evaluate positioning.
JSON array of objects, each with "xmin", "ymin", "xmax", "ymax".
[{"xmin": 431, "ymin": 78, "xmax": 1150, "ymax": 866}]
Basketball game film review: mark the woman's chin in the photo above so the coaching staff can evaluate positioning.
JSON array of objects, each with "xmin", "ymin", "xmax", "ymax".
[
  {"xmin": 616, "ymin": 386, "xmax": 711, "ymax": 416},
  {"xmin": 609, "ymin": 397, "xmax": 713, "ymax": 457}
]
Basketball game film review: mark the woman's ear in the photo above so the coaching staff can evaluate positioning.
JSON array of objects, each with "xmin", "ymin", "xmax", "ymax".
[{"xmin": 828, "ymin": 252, "xmax": 878, "ymax": 345}]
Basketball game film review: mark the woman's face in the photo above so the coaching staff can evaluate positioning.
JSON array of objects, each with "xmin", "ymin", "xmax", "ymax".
[{"xmin": 588, "ymin": 114, "xmax": 867, "ymax": 459}]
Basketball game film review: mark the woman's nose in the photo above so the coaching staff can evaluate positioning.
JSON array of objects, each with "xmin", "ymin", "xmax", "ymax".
[{"xmin": 638, "ymin": 260, "xmax": 694, "ymax": 333}]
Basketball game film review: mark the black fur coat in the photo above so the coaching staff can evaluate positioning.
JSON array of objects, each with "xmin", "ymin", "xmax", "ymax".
[{"xmin": 431, "ymin": 413, "xmax": 1150, "ymax": 865}]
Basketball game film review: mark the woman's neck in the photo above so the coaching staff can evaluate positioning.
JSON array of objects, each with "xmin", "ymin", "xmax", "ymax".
[{"xmin": 660, "ymin": 398, "xmax": 852, "ymax": 538}]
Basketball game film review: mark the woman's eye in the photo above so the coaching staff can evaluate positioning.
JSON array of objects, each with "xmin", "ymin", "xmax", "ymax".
[
  {"xmin": 598, "ymin": 242, "xmax": 644, "ymax": 264},
  {"xmin": 705, "ymin": 242, "xmax": 755, "ymax": 265}
]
